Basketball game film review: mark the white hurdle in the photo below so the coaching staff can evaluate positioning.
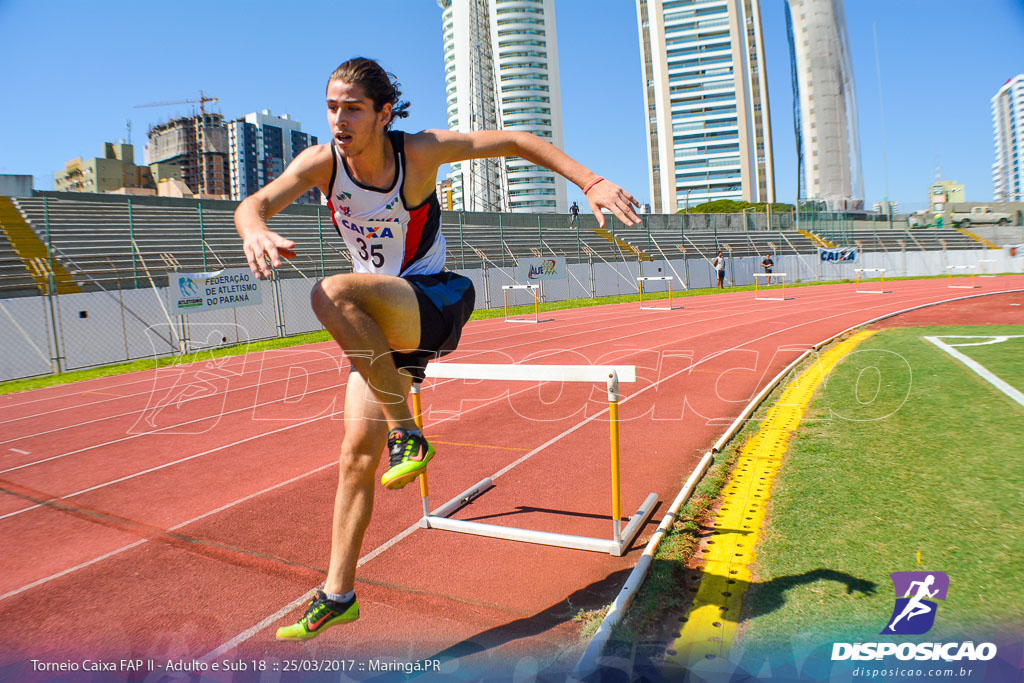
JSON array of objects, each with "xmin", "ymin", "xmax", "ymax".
[
  {"xmin": 976, "ymin": 258, "xmax": 997, "ymax": 277},
  {"xmin": 409, "ymin": 363, "xmax": 658, "ymax": 556},
  {"xmin": 753, "ymin": 272, "xmax": 788, "ymax": 301},
  {"xmin": 854, "ymin": 268, "xmax": 887, "ymax": 294},
  {"xmin": 637, "ymin": 276, "xmax": 683, "ymax": 310},
  {"xmin": 946, "ymin": 264, "xmax": 979, "ymax": 289},
  {"xmin": 501, "ymin": 284, "xmax": 551, "ymax": 323}
]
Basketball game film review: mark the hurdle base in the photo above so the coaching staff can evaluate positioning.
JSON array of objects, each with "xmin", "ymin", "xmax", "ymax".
[
  {"xmin": 855, "ymin": 289, "xmax": 890, "ymax": 294},
  {"xmin": 422, "ymin": 477, "xmax": 658, "ymax": 556},
  {"xmin": 947, "ymin": 285, "xmax": 979, "ymax": 289},
  {"xmin": 505, "ymin": 317, "xmax": 555, "ymax": 323},
  {"xmin": 639, "ymin": 303, "xmax": 684, "ymax": 311}
]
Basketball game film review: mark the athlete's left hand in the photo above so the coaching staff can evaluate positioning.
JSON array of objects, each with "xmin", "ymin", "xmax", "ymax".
[{"xmin": 585, "ymin": 179, "xmax": 641, "ymax": 228}]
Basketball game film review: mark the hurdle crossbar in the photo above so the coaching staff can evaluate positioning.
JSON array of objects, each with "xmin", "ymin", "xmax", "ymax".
[
  {"xmin": 854, "ymin": 268, "xmax": 887, "ymax": 294},
  {"xmin": 753, "ymin": 272, "xmax": 788, "ymax": 300},
  {"xmin": 946, "ymin": 264, "xmax": 979, "ymax": 289},
  {"xmin": 976, "ymin": 258, "xmax": 997, "ymax": 277},
  {"xmin": 416, "ymin": 363, "xmax": 657, "ymax": 556},
  {"xmin": 502, "ymin": 284, "xmax": 551, "ymax": 323},
  {"xmin": 637, "ymin": 276, "xmax": 682, "ymax": 310}
]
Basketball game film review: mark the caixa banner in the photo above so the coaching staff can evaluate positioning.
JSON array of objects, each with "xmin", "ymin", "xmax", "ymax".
[
  {"xmin": 517, "ymin": 257, "xmax": 567, "ymax": 281},
  {"xmin": 168, "ymin": 268, "xmax": 263, "ymax": 315},
  {"xmin": 818, "ymin": 246, "xmax": 858, "ymax": 263}
]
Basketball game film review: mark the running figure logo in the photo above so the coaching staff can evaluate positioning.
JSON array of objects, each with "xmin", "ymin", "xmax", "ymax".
[{"xmin": 882, "ymin": 572, "xmax": 949, "ymax": 635}]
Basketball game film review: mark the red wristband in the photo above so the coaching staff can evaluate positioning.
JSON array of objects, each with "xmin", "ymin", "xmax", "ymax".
[{"xmin": 582, "ymin": 176, "xmax": 604, "ymax": 194}]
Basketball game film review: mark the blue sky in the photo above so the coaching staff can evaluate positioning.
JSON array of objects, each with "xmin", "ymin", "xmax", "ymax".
[{"xmin": 1, "ymin": 0, "xmax": 1021, "ymax": 212}]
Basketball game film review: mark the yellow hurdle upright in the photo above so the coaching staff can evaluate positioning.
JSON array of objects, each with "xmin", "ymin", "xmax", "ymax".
[{"xmin": 411, "ymin": 363, "xmax": 657, "ymax": 555}]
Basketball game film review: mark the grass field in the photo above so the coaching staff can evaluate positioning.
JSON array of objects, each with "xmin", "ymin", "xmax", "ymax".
[{"xmin": 738, "ymin": 324, "xmax": 1024, "ymax": 648}]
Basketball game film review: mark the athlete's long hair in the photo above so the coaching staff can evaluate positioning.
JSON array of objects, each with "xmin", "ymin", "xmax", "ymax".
[{"xmin": 327, "ymin": 57, "xmax": 410, "ymax": 130}]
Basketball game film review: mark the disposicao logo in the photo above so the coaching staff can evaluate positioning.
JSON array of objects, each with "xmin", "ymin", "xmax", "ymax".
[
  {"xmin": 831, "ymin": 571, "xmax": 997, "ymax": 662},
  {"xmin": 882, "ymin": 571, "xmax": 947, "ymax": 635}
]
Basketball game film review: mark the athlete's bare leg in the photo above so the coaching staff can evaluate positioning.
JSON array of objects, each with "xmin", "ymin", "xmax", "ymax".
[
  {"xmin": 311, "ymin": 272, "xmax": 421, "ymax": 431},
  {"xmin": 323, "ymin": 368, "xmax": 412, "ymax": 594}
]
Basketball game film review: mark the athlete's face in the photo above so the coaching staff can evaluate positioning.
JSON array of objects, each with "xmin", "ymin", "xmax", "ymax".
[{"xmin": 326, "ymin": 80, "xmax": 392, "ymax": 156}]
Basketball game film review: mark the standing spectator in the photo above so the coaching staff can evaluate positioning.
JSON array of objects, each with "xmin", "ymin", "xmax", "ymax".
[
  {"xmin": 712, "ymin": 251, "xmax": 726, "ymax": 289},
  {"xmin": 569, "ymin": 200, "xmax": 580, "ymax": 228},
  {"xmin": 761, "ymin": 254, "xmax": 774, "ymax": 284}
]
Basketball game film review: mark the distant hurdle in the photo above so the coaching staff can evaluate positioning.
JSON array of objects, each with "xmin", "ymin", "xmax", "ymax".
[
  {"xmin": 502, "ymin": 284, "xmax": 551, "ymax": 323},
  {"xmin": 637, "ymin": 276, "xmax": 683, "ymax": 310},
  {"xmin": 946, "ymin": 264, "xmax": 979, "ymax": 289},
  {"xmin": 753, "ymin": 272, "xmax": 788, "ymax": 301},
  {"xmin": 409, "ymin": 363, "xmax": 658, "ymax": 556},
  {"xmin": 854, "ymin": 268, "xmax": 887, "ymax": 294},
  {"xmin": 976, "ymin": 258, "xmax": 997, "ymax": 277}
]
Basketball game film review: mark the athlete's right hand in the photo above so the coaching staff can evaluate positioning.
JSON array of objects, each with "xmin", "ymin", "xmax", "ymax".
[{"xmin": 242, "ymin": 228, "xmax": 296, "ymax": 278}]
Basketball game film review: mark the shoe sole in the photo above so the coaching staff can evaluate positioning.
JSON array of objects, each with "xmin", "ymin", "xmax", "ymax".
[{"xmin": 381, "ymin": 450, "xmax": 434, "ymax": 490}]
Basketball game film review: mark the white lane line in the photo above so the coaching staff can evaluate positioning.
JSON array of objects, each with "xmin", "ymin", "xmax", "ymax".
[
  {"xmin": 8, "ymin": 448, "xmax": 29, "ymax": 455},
  {"xmin": 2, "ymin": 287, "xmax": 842, "ymax": 473},
  {"xmin": 924, "ymin": 336, "xmax": 1024, "ymax": 409},
  {"xmin": 0, "ymin": 415, "xmax": 331, "ymax": 521},
  {"xmin": 0, "ymin": 462, "xmax": 338, "ymax": 601}
]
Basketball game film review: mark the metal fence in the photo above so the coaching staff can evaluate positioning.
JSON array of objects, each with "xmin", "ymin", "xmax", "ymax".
[{"xmin": 0, "ymin": 193, "xmax": 1013, "ymax": 382}]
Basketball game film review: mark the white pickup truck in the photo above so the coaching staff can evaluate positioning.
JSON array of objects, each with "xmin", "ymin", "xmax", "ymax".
[{"xmin": 950, "ymin": 206, "xmax": 1012, "ymax": 228}]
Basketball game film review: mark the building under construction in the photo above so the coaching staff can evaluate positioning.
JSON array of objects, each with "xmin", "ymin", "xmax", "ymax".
[{"xmin": 144, "ymin": 114, "xmax": 230, "ymax": 198}]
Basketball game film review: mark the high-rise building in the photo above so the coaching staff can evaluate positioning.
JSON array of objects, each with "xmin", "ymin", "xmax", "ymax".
[
  {"xmin": 228, "ymin": 110, "xmax": 319, "ymax": 204},
  {"xmin": 438, "ymin": 0, "xmax": 566, "ymax": 213},
  {"xmin": 992, "ymin": 74, "xmax": 1024, "ymax": 202},
  {"xmin": 785, "ymin": 0, "xmax": 863, "ymax": 211},
  {"xmin": 144, "ymin": 114, "xmax": 230, "ymax": 198},
  {"xmin": 637, "ymin": 0, "xmax": 774, "ymax": 213}
]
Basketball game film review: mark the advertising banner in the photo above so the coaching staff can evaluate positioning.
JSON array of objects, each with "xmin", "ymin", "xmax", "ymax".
[
  {"xmin": 1005, "ymin": 244, "xmax": 1024, "ymax": 258},
  {"xmin": 517, "ymin": 257, "xmax": 567, "ymax": 281},
  {"xmin": 818, "ymin": 246, "xmax": 858, "ymax": 263},
  {"xmin": 168, "ymin": 268, "xmax": 263, "ymax": 315}
]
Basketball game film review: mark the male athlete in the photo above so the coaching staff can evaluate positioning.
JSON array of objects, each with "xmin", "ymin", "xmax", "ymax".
[{"xmin": 234, "ymin": 57, "xmax": 640, "ymax": 640}]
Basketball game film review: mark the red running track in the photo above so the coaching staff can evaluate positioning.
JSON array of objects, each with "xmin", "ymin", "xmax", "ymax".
[{"xmin": 1, "ymin": 276, "xmax": 1022, "ymax": 681}]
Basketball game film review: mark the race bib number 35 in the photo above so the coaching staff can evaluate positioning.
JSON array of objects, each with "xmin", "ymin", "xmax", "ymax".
[{"xmin": 336, "ymin": 218, "xmax": 404, "ymax": 275}]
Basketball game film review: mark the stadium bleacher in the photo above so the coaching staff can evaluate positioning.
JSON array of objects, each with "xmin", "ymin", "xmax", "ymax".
[{"xmin": 0, "ymin": 194, "xmax": 988, "ymax": 293}]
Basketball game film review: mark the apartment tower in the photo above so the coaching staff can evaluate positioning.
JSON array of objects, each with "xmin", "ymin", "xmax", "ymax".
[
  {"xmin": 785, "ymin": 0, "xmax": 863, "ymax": 210},
  {"xmin": 228, "ymin": 110, "xmax": 319, "ymax": 204},
  {"xmin": 637, "ymin": 0, "xmax": 774, "ymax": 213},
  {"xmin": 438, "ymin": 0, "xmax": 567, "ymax": 213},
  {"xmin": 992, "ymin": 74, "xmax": 1024, "ymax": 202}
]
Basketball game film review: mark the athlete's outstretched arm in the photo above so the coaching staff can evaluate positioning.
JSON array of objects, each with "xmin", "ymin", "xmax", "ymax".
[
  {"xmin": 235, "ymin": 145, "xmax": 332, "ymax": 278},
  {"xmin": 407, "ymin": 129, "xmax": 640, "ymax": 228}
]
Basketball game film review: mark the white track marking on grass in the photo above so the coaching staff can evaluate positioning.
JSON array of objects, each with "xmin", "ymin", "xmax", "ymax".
[
  {"xmin": 0, "ymin": 462, "xmax": 338, "ymax": 602},
  {"xmin": 924, "ymin": 336, "xmax": 1024, "ymax": 408}
]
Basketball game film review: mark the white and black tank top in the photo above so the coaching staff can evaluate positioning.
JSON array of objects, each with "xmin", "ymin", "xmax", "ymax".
[{"xmin": 327, "ymin": 131, "xmax": 445, "ymax": 277}]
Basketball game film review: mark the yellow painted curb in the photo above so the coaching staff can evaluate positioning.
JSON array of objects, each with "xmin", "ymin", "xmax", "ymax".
[{"xmin": 666, "ymin": 330, "xmax": 876, "ymax": 667}]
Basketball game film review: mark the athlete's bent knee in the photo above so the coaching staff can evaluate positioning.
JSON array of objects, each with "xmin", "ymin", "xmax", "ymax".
[{"xmin": 311, "ymin": 276, "xmax": 358, "ymax": 322}]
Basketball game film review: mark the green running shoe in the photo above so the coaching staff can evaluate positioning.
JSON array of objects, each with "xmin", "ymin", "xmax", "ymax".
[
  {"xmin": 275, "ymin": 590, "xmax": 359, "ymax": 641},
  {"xmin": 380, "ymin": 428, "xmax": 434, "ymax": 490}
]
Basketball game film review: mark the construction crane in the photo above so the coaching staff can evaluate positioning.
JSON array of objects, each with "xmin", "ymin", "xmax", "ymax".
[
  {"xmin": 135, "ymin": 90, "xmax": 219, "ymax": 116},
  {"xmin": 135, "ymin": 91, "xmax": 220, "ymax": 196}
]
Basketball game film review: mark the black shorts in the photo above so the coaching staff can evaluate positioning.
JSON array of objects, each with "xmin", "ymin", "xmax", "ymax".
[{"xmin": 390, "ymin": 271, "xmax": 476, "ymax": 383}]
